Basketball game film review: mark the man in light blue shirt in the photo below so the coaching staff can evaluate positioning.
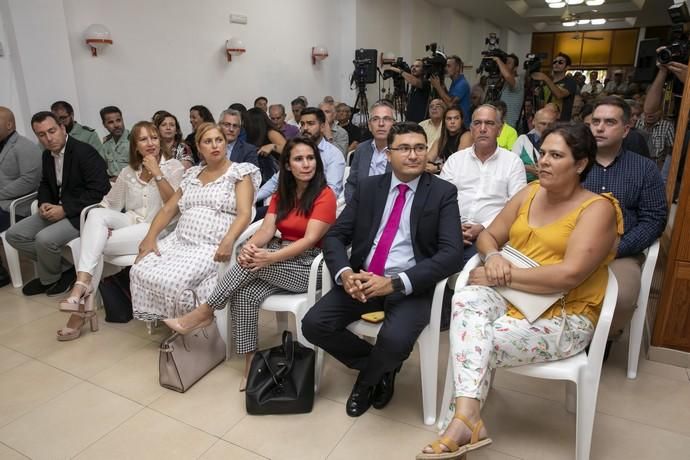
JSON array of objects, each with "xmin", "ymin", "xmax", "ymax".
[
  {"xmin": 256, "ymin": 107, "xmax": 344, "ymax": 203},
  {"xmin": 430, "ymin": 55, "xmax": 471, "ymax": 128}
]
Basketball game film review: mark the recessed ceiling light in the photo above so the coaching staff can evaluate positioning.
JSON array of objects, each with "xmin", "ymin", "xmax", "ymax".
[
  {"xmin": 591, "ymin": 18, "xmax": 607, "ymax": 25},
  {"xmin": 549, "ymin": 2, "xmax": 566, "ymax": 8},
  {"xmin": 563, "ymin": 21, "xmax": 577, "ymax": 26},
  {"xmin": 586, "ymin": 0, "xmax": 606, "ymax": 6},
  {"xmin": 566, "ymin": 0, "xmax": 585, "ymax": 5},
  {"xmin": 578, "ymin": 19, "xmax": 591, "ymax": 24}
]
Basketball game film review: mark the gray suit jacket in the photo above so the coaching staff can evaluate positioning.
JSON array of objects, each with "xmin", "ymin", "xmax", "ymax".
[
  {"xmin": 343, "ymin": 141, "xmax": 391, "ymax": 204},
  {"xmin": 0, "ymin": 132, "xmax": 42, "ymax": 216}
]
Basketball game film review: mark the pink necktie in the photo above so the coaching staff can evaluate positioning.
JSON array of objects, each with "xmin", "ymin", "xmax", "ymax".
[{"xmin": 368, "ymin": 184, "xmax": 409, "ymax": 275}]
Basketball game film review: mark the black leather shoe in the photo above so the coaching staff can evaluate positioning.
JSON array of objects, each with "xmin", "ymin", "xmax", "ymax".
[
  {"xmin": 372, "ymin": 367, "xmax": 400, "ymax": 410},
  {"xmin": 45, "ymin": 272, "xmax": 75, "ymax": 297},
  {"xmin": 0, "ymin": 265, "xmax": 10, "ymax": 288},
  {"xmin": 346, "ymin": 383, "xmax": 373, "ymax": 417},
  {"xmin": 22, "ymin": 278, "xmax": 50, "ymax": 296}
]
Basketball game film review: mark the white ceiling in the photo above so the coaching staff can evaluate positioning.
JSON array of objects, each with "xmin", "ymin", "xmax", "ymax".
[{"xmin": 427, "ymin": 0, "xmax": 676, "ymax": 33}]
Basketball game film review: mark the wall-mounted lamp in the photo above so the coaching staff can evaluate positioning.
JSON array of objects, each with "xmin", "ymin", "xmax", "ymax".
[
  {"xmin": 84, "ymin": 24, "xmax": 112, "ymax": 57},
  {"xmin": 380, "ymin": 51, "xmax": 396, "ymax": 66},
  {"xmin": 311, "ymin": 46, "xmax": 328, "ymax": 64},
  {"xmin": 226, "ymin": 37, "xmax": 245, "ymax": 62}
]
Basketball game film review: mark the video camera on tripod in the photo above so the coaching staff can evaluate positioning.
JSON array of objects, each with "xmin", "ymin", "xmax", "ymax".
[
  {"xmin": 421, "ymin": 43, "xmax": 447, "ymax": 80},
  {"xmin": 476, "ymin": 33, "xmax": 508, "ymax": 102},
  {"xmin": 383, "ymin": 57, "xmax": 411, "ymax": 83}
]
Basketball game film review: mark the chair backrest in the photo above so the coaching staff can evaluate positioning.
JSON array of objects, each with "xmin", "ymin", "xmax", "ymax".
[{"xmin": 638, "ymin": 239, "xmax": 659, "ymax": 307}]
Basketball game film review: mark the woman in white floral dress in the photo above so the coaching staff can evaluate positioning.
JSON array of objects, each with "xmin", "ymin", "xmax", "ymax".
[{"xmin": 131, "ymin": 123, "xmax": 260, "ymax": 321}]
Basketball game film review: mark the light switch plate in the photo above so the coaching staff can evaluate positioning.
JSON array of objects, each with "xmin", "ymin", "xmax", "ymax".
[{"xmin": 230, "ymin": 14, "xmax": 247, "ymax": 24}]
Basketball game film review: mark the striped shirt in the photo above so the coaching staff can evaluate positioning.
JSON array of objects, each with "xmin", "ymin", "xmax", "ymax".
[{"xmin": 583, "ymin": 149, "xmax": 667, "ymax": 257}]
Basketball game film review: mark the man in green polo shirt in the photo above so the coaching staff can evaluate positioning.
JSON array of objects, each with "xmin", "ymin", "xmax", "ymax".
[
  {"xmin": 51, "ymin": 100, "xmax": 102, "ymax": 154},
  {"xmin": 100, "ymin": 106, "xmax": 130, "ymax": 179}
]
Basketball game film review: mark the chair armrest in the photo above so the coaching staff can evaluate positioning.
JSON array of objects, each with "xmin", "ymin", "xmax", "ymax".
[
  {"xmin": 307, "ymin": 252, "xmax": 325, "ymax": 307},
  {"xmin": 80, "ymin": 204, "xmax": 102, "ymax": 229},
  {"xmin": 8, "ymin": 192, "xmax": 38, "ymax": 224},
  {"xmin": 455, "ymin": 254, "xmax": 481, "ymax": 292}
]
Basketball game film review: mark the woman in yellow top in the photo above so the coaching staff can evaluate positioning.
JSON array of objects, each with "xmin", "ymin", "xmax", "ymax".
[{"xmin": 418, "ymin": 122, "xmax": 623, "ymax": 460}]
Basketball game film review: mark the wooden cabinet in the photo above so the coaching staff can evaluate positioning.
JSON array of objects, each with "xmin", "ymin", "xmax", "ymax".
[{"xmin": 531, "ymin": 28, "xmax": 639, "ymax": 68}]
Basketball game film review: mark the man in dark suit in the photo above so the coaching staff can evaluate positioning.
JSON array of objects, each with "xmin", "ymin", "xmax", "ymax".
[
  {"xmin": 302, "ymin": 122, "xmax": 463, "ymax": 417},
  {"xmin": 6, "ymin": 111, "xmax": 110, "ymax": 296},
  {"xmin": 219, "ymin": 109, "xmax": 259, "ymax": 166},
  {"xmin": 343, "ymin": 100, "xmax": 396, "ymax": 204}
]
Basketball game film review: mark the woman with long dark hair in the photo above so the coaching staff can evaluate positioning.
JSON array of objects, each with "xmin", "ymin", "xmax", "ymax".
[
  {"xmin": 184, "ymin": 105, "xmax": 214, "ymax": 163},
  {"xmin": 244, "ymin": 107, "xmax": 287, "ymax": 184},
  {"xmin": 426, "ymin": 106, "xmax": 473, "ymax": 174},
  {"xmin": 165, "ymin": 136, "xmax": 336, "ymax": 391},
  {"xmin": 155, "ymin": 111, "xmax": 194, "ymax": 169}
]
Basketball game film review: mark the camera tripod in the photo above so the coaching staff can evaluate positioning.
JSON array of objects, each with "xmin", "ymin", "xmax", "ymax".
[
  {"xmin": 483, "ymin": 74, "xmax": 504, "ymax": 103},
  {"xmin": 352, "ymin": 79, "xmax": 370, "ymax": 128},
  {"xmin": 390, "ymin": 81, "xmax": 408, "ymax": 121}
]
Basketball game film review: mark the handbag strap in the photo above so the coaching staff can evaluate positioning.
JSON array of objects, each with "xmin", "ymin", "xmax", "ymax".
[
  {"xmin": 280, "ymin": 330, "xmax": 295, "ymax": 377},
  {"xmin": 173, "ymin": 288, "xmax": 200, "ymax": 320}
]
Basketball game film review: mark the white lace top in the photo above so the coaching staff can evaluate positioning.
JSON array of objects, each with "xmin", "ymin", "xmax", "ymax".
[{"xmin": 99, "ymin": 157, "xmax": 185, "ymax": 223}]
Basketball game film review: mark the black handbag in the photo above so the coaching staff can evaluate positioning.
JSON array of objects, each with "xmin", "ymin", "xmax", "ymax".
[
  {"xmin": 98, "ymin": 267, "xmax": 133, "ymax": 323},
  {"xmin": 245, "ymin": 331, "xmax": 315, "ymax": 415}
]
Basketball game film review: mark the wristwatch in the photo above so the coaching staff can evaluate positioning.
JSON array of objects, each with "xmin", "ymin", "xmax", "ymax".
[
  {"xmin": 154, "ymin": 175, "xmax": 164, "ymax": 182},
  {"xmin": 391, "ymin": 274, "xmax": 405, "ymax": 293}
]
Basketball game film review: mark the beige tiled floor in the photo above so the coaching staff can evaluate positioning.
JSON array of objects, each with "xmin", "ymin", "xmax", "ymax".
[{"xmin": 0, "ymin": 286, "xmax": 689, "ymax": 459}]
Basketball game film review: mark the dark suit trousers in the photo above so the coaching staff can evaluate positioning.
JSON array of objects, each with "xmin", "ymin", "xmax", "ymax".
[{"xmin": 302, "ymin": 286, "xmax": 432, "ymax": 387}]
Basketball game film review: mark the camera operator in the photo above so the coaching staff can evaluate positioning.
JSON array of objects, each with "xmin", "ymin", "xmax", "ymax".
[
  {"xmin": 492, "ymin": 53, "xmax": 524, "ymax": 128},
  {"xmin": 383, "ymin": 59, "xmax": 431, "ymax": 123},
  {"xmin": 530, "ymin": 52, "xmax": 577, "ymax": 121},
  {"xmin": 429, "ymin": 55, "xmax": 471, "ymax": 128}
]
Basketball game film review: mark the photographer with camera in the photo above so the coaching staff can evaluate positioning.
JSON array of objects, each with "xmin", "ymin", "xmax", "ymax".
[
  {"xmin": 430, "ymin": 55, "xmax": 471, "ymax": 128},
  {"xmin": 530, "ymin": 52, "xmax": 577, "ymax": 121},
  {"xmin": 383, "ymin": 59, "xmax": 431, "ymax": 123},
  {"xmin": 492, "ymin": 53, "xmax": 524, "ymax": 128}
]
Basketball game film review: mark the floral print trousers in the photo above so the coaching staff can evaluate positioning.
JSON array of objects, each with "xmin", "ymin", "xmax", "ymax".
[{"xmin": 439, "ymin": 285, "xmax": 594, "ymax": 431}]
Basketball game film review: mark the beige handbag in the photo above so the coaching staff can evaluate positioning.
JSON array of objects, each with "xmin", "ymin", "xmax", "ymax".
[{"xmin": 159, "ymin": 289, "xmax": 226, "ymax": 393}]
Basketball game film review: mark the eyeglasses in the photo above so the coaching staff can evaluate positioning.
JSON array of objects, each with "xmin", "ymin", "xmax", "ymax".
[
  {"xmin": 220, "ymin": 122, "xmax": 240, "ymax": 129},
  {"xmin": 553, "ymin": 59, "xmax": 566, "ymax": 65},
  {"xmin": 388, "ymin": 144, "xmax": 427, "ymax": 155},
  {"xmin": 370, "ymin": 116, "xmax": 395, "ymax": 124}
]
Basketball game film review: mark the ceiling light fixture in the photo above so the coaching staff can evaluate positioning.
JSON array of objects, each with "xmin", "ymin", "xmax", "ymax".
[
  {"xmin": 545, "ymin": 0, "xmax": 562, "ymax": 3},
  {"xmin": 565, "ymin": 0, "xmax": 585, "ymax": 4},
  {"xmin": 563, "ymin": 20, "xmax": 577, "ymax": 26},
  {"xmin": 578, "ymin": 19, "xmax": 591, "ymax": 24},
  {"xmin": 548, "ymin": 2, "xmax": 566, "ymax": 8},
  {"xmin": 590, "ymin": 18, "xmax": 607, "ymax": 25},
  {"xmin": 585, "ymin": 0, "xmax": 605, "ymax": 6}
]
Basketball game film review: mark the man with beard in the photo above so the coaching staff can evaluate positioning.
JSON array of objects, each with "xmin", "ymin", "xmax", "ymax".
[
  {"xmin": 51, "ymin": 101, "xmax": 102, "ymax": 154},
  {"xmin": 99, "ymin": 106, "xmax": 129, "ymax": 179}
]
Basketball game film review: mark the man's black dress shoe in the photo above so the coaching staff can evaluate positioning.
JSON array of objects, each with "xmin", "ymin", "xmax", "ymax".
[
  {"xmin": 22, "ymin": 278, "xmax": 50, "ymax": 296},
  {"xmin": 46, "ymin": 270, "xmax": 75, "ymax": 297},
  {"xmin": 346, "ymin": 383, "xmax": 373, "ymax": 417},
  {"xmin": 372, "ymin": 367, "xmax": 400, "ymax": 410},
  {"xmin": 0, "ymin": 265, "xmax": 11, "ymax": 288}
]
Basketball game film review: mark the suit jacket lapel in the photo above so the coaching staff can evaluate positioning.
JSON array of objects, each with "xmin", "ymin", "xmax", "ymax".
[
  {"xmin": 410, "ymin": 173, "xmax": 432, "ymax": 240},
  {"xmin": 366, "ymin": 173, "xmax": 392, "ymax": 246},
  {"xmin": 361, "ymin": 142, "xmax": 374, "ymax": 177},
  {"xmin": 61, "ymin": 138, "xmax": 73, "ymax": 190}
]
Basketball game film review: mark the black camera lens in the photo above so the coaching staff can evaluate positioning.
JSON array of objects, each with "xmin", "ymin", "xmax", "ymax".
[{"xmin": 657, "ymin": 47, "xmax": 673, "ymax": 65}]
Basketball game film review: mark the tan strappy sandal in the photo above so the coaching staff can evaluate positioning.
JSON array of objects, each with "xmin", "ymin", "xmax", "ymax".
[
  {"xmin": 59, "ymin": 281, "xmax": 93, "ymax": 313},
  {"xmin": 416, "ymin": 413, "xmax": 492, "ymax": 460},
  {"xmin": 56, "ymin": 311, "xmax": 99, "ymax": 342}
]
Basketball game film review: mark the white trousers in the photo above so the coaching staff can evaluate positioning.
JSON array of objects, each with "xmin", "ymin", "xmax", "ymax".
[{"xmin": 74, "ymin": 208, "xmax": 149, "ymax": 290}]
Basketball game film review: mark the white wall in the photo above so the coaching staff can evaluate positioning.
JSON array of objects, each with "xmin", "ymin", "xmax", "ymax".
[{"xmin": 2, "ymin": 0, "xmax": 533, "ymax": 137}]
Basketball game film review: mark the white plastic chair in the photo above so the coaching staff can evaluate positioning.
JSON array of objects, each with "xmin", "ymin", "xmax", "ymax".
[
  {"xmin": 627, "ymin": 239, "xmax": 660, "ymax": 379},
  {"xmin": 1, "ymin": 192, "xmax": 38, "ymax": 288},
  {"xmin": 313, "ymin": 262, "xmax": 448, "ymax": 426},
  {"xmin": 438, "ymin": 255, "xmax": 618, "ymax": 460}
]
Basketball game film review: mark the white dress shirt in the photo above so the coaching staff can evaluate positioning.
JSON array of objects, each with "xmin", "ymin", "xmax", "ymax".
[
  {"xmin": 440, "ymin": 145, "xmax": 526, "ymax": 228},
  {"xmin": 50, "ymin": 144, "xmax": 66, "ymax": 187},
  {"xmin": 368, "ymin": 140, "xmax": 389, "ymax": 176}
]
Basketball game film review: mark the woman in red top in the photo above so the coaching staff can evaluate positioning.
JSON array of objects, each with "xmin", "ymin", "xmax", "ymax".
[{"xmin": 165, "ymin": 136, "xmax": 336, "ymax": 390}]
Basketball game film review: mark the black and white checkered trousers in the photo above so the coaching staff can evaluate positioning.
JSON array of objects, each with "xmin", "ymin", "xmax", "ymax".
[{"xmin": 207, "ymin": 237, "xmax": 322, "ymax": 354}]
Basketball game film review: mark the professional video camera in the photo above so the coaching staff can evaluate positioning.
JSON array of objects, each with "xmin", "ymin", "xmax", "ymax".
[
  {"xmin": 383, "ymin": 57, "xmax": 411, "ymax": 82},
  {"xmin": 657, "ymin": 2, "xmax": 690, "ymax": 65},
  {"xmin": 421, "ymin": 43, "xmax": 447, "ymax": 79},
  {"xmin": 476, "ymin": 33, "xmax": 508, "ymax": 77},
  {"xmin": 523, "ymin": 53, "xmax": 546, "ymax": 75}
]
